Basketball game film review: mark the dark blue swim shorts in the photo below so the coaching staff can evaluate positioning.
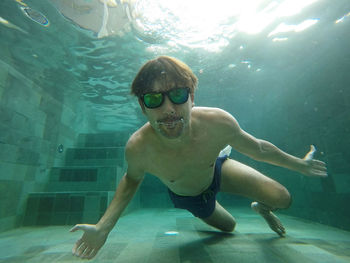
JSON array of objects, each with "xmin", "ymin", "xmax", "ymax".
[{"xmin": 168, "ymin": 155, "xmax": 228, "ymax": 218}]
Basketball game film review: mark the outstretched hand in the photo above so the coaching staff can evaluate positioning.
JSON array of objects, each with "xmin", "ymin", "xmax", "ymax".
[
  {"xmin": 70, "ymin": 224, "xmax": 108, "ymax": 260},
  {"xmin": 301, "ymin": 145, "xmax": 328, "ymax": 177}
]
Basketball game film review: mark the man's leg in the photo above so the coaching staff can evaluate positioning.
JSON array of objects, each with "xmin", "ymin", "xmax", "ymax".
[
  {"xmin": 200, "ymin": 201, "xmax": 236, "ymax": 232},
  {"xmin": 220, "ymin": 159, "xmax": 291, "ymax": 236}
]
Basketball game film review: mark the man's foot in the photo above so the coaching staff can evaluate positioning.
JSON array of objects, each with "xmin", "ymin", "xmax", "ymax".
[{"xmin": 251, "ymin": 202, "xmax": 286, "ymax": 237}]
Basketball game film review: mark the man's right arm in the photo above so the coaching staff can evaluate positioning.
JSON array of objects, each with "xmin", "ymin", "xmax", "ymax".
[
  {"xmin": 96, "ymin": 172, "xmax": 143, "ymax": 233},
  {"xmin": 97, "ymin": 136, "xmax": 145, "ymax": 232},
  {"xmin": 70, "ymin": 137, "xmax": 145, "ymax": 259}
]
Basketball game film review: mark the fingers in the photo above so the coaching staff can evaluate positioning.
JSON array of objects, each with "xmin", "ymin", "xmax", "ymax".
[
  {"xmin": 312, "ymin": 159, "xmax": 326, "ymax": 166},
  {"xmin": 81, "ymin": 247, "xmax": 94, "ymax": 259},
  {"xmin": 310, "ymin": 169, "xmax": 328, "ymax": 177},
  {"xmin": 72, "ymin": 238, "xmax": 83, "ymax": 254},
  {"xmin": 309, "ymin": 144, "xmax": 316, "ymax": 152},
  {"xmin": 70, "ymin": 224, "xmax": 82, "ymax": 232},
  {"xmin": 309, "ymin": 160, "xmax": 327, "ymax": 170},
  {"xmin": 73, "ymin": 242, "xmax": 99, "ymax": 260},
  {"xmin": 73, "ymin": 240, "xmax": 94, "ymax": 258},
  {"xmin": 71, "ymin": 225, "xmax": 86, "ymax": 257},
  {"xmin": 70, "ymin": 224, "xmax": 100, "ymax": 259},
  {"xmin": 70, "ymin": 224, "xmax": 92, "ymax": 232},
  {"xmin": 304, "ymin": 145, "xmax": 316, "ymax": 161},
  {"xmin": 88, "ymin": 249, "xmax": 98, "ymax": 259},
  {"xmin": 75, "ymin": 243, "xmax": 87, "ymax": 258},
  {"xmin": 303, "ymin": 146, "xmax": 328, "ymax": 176},
  {"xmin": 82, "ymin": 248, "xmax": 98, "ymax": 260},
  {"xmin": 310, "ymin": 160, "xmax": 328, "ymax": 177}
]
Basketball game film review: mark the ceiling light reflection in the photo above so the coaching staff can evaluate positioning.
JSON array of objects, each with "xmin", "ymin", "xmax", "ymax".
[
  {"xmin": 268, "ymin": 19, "xmax": 319, "ymax": 37},
  {"xmin": 165, "ymin": 231, "xmax": 179, "ymax": 235},
  {"xmin": 272, "ymin": 37, "xmax": 288, "ymax": 42}
]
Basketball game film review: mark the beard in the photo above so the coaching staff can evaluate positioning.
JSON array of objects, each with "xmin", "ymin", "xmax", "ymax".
[{"xmin": 155, "ymin": 117, "xmax": 185, "ymax": 139}]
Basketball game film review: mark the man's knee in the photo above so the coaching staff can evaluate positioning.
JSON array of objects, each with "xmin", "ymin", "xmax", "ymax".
[
  {"xmin": 201, "ymin": 204, "xmax": 236, "ymax": 232},
  {"xmin": 283, "ymin": 189, "xmax": 292, "ymax": 209},
  {"xmin": 219, "ymin": 218, "xmax": 236, "ymax": 232},
  {"xmin": 202, "ymin": 216, "xmax": 236, "ymax": 232},
  {"xmin": 276, "ymin": 186, "xmax": 292, "ymax": 209}
]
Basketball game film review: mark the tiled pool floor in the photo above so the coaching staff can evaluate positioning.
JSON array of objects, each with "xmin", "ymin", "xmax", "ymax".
[{"xmin": 1, "ymin": 207, "xmax": 349, "ymax": 262}]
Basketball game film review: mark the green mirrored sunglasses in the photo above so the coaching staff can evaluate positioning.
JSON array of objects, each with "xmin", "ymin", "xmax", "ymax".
[{"xmin": 141, "ymin": 88, "xmax": 190, "ymax": 109}]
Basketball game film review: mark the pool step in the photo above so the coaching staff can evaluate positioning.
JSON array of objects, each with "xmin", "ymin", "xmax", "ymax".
[
  {"xmin": 65, "ymin": 147, "xmax": 125, "ymax": 167},
  {"xmin": 47, "ymin": 166, "xmax": 122, "ymax": 192},
  {"xmin": 22, "ymin": 191, "xmax": 114, "ymax": 226},
  {"xmin": 77, "ymin": 133, "xmax": 129, "ymax": 148},
  {"xmin": 21, "ymin": 133, "xmax": 139, "ymax": 226}
]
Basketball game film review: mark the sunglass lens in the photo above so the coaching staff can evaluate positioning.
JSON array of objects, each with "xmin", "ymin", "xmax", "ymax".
[
  {"xmin": 169, "ymin": 88, "xmax": 189, "ymax": 104},
  {"xmin": 143, "ymin": 93, "xmax": 163, "ymax": 108}
]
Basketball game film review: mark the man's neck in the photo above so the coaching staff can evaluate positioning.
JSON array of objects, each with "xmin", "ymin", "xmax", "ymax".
[{"xmin": 156, "ymin": 121, "xmax": 193, "ymax": 150}]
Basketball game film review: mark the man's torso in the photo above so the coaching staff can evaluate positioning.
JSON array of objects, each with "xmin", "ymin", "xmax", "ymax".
[{"xmin": 127, "ymin": 107, "xmax": 231, "ymax": 196}]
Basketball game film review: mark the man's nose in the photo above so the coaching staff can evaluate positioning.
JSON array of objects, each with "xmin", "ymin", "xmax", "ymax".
[{"xmin": 162, "ymin": 96, "xmax": 176, "ymax": 113}]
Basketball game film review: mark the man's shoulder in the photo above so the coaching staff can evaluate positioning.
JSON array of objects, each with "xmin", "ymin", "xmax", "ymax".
[
  {"xmin": 125, "ymin": 126, "xmax": 150, "ymax": 176},
  {"xmin": 192, "ymin": 107, "xmax": 239, "ymax": 134},
  {"xmin": 126, "ymin": 124, "xmax": 149, "ymax": 152},
  {"xmin": 192, "ymin": 106, "xmax": 231, "ymax": 120}
]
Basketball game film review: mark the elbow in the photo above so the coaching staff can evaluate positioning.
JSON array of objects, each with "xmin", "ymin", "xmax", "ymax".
[
  {"xmin": 258, "ymin": 140, "xmax": 269, "ymax": 153},
  {"xmin": 255, "ymin": 140, "xmax": 275, "ymax": 161},
  {"xmin": 252, "ymin": 140, "xmax": 268, "ymax": 161}
]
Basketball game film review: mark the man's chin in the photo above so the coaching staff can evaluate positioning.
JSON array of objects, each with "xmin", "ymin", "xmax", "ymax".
[{"xmin": 158, "ymin": 124, "xmax": 184, "ymax": 139}]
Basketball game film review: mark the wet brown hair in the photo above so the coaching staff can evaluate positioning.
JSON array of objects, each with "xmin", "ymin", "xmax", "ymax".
[{"xmin": 131, "ymin": 56, "xmax": 198, "ymax": 97}]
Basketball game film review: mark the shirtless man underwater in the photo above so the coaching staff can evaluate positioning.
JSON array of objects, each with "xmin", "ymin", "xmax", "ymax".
[{"xmin": 71, "ymin": 56, "xmax": 328, "ymax": 259}]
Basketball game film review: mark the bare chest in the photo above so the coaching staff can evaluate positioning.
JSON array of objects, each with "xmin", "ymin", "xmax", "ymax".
[{"xmin": 145, "ymin": 146, "xmax": 219, "ymax": 196}]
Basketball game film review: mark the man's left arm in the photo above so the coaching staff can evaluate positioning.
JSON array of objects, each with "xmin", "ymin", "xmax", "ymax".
[
  {"xmin": 216, "ymin": 109, "xmax": 328, "ymax": 177},
  {"xmin": 243, "ymin": 137, "xmax": 327, "ymax": 177}
]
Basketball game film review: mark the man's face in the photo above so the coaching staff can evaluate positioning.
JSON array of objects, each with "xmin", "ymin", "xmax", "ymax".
[{"xmin": 139, "ymin": 81, "xmax": 194, "ymax": 140}]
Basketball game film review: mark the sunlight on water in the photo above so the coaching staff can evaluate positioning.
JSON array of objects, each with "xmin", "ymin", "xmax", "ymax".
[
  {"xmin": 134, "ymin": 0, "xmax": 319, "ymax": 52},
  {"xmin": 335, "ymin": 11, "xmax": 350, "ymax": 24},
  {"xmin": 268, "ymin": 19, "xmax": 319, "ymax": 37}
]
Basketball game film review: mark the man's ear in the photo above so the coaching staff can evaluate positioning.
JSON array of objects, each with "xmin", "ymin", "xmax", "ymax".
[
  {"xmin": 138, "ymin": 98, "xmax": 146, "ymax": 114},
  {"xmin": 190, "ymin": 93, "xmax": 195, "ymax": 107}
]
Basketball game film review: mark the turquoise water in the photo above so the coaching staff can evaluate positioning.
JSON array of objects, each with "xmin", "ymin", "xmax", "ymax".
[{"xmin": 0, "ymin": 0, "xmax": 350, "ymax": 260}]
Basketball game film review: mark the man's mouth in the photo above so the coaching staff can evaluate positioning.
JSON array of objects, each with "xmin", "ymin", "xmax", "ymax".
[{"xmin": 157, "ymin": 117, "xmax": 184, "ymax": 128}]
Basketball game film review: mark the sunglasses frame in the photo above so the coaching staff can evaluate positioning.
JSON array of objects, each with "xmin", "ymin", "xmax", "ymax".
[{"xmin": 140, "ymin": 87, "xmax": 190, "ymax": 109}]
